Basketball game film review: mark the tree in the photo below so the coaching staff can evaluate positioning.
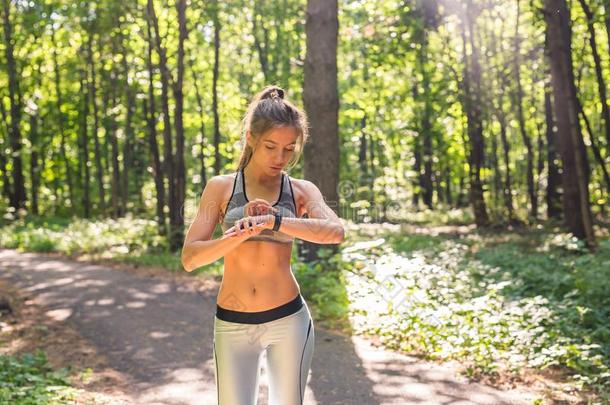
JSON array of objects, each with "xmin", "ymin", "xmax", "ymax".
[
  {"xmin": 543, "ymin": 0, "xmax": 596, "ymax": 247},
  {"xmin": 302, "ymin": 0, "xmax": 340, "ymax": 261}
]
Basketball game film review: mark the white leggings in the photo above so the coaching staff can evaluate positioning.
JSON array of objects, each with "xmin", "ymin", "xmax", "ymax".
[{"xmin": 213, "ymin": 294, "xmax": 315, "ymax": 405}]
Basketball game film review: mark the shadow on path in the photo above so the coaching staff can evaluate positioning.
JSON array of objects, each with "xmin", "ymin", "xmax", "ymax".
[{"xmin": 0, "ymin": 248, "xmax": 540, "ymax": 404}]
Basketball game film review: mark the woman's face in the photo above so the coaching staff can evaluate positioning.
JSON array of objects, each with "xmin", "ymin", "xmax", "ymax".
[{"xmin": 248, "ymin": 126, "xmax": 298, "ymax": 175}]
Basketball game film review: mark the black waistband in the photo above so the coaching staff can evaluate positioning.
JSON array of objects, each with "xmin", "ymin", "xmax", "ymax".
[{"xmin": 216, "ymin": 293, "xmax": 304, "ymax": 324}]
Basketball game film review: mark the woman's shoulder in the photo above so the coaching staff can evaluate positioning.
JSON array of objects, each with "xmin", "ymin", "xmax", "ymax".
[
  {"xmin": 286, "ymin": 173, "xmax": 304, "ymax": 193},
  {"xmin": 286, "ymin": 174, "xmax": 316, "ymax": 194},
  {"xmin": 210, "ymin": 172, "xmax": 239, "ymax": 218},
  {"xmin": 286, "ymin": 174, "xmax": 315, "ymax": 217},
  {"xmin": 206, "ymin": 172, "xmax": 238, "ymax": 193}
]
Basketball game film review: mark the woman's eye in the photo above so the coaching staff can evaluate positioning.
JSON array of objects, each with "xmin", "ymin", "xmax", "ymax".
[{"xmin": 266, "ymin": 146, "xmax": 294, "ymax": 151}]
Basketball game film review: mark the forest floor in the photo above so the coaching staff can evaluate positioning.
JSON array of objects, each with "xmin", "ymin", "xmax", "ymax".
[{"xmin": 0, "ymin": 246, "xmax": 593, "ymax": 404}]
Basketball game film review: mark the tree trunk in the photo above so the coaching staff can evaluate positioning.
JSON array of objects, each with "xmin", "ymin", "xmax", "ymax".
[
  {"xmin": 86, "ymin": 32, "xmax": 106, "ymax": 213},
  {"xmin": 358, "ymin": 114, "xmax": 369, "ymax": 194},
  {"xmin": 51, "ymin": 25, "xmax": 76, "ymax": 211},
  {"xmin": 0, "ymin": 96, "xmax": 11, "ymax": 202},
  {"xmin": 119, "ymin": 27, "xmax": 135, "ymax": 218},
  {"xmin": 211, "ymin": 0, "xmax": 222, "ymax": 175},
  {"xmin": 488, "ymin": 15, "xmax": 517, "ymax": 223},
  {"xmin": 188, "ymin": 57, "xmax": 208, "ymax": 189},
  {"xmin": 543, "ymin": 33, "xmax": 562, "ymax": 219},
  {"xmin": 1, "ymin": 0, "xmax": 26, "ymax": 210},
  {"xmin": 490, "ymin": 125, "xmax": 501, "ymax": 211},
  {"xmin": 169, "ymin": 0, "xmax": 188, "ymax": 251},
  {"xmin": 576, "ymin": 96, "xmax": 610, "ymax": 197},
  {"xmin": 512, "ymin": 0, "xmax": 536, "ymax": 221},
  {"xmin": 460, "ymin": 0, "xmax": 490, "ymax": 227},
  {"xmin": 543, "ymin": 0, "xmax": 596, "ymax": 247},
  {"xmin": 252, "ymin": 0, "xmax": 271, "ymax": 83},
  {"xmin": 144, "ymin": 3, "xmax": 167, "ymax": 234},
  {"xmin": 105, "ymin": 36, "xmax": 122, "ymax": 218},
  {"xmin": 28, "ymin": 53, "xmax": 44, "ymax": 216},
  {"xmin": 28, "ymin": 107, "xmax": 40, "ymax": 216},
  {"xmin": 79, "ymin": 67, "xmax": 91, "ymax": 218},
  {"xmin": 302, "ymin": 0, "xmax": 340, "ymax": 262},
  {"xmin": 580, "ymin": 0, "xmax": 610, "ymax": 152},
  {"xmin": 420, "ymin": 30, "xmax": 433, "ymax": 209},
  {"xmin": 148, "ymin": 0, "xmax": 175, "ymax": 239}
]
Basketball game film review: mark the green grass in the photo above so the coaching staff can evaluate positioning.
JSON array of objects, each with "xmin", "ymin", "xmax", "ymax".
[{"xmin": 0, "ymin": 349, "xmax": 78, "ymax": 404}]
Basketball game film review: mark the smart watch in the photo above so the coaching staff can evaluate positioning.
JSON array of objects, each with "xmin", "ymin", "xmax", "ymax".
[{"xmin": 272, "ymin": 213, "xmax": 282, "ymax": 231}]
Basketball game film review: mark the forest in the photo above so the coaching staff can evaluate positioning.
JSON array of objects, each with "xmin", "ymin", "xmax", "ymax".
[{"xmin": 0, "ymin": 0, "xmax": 609, "ymax": 403}]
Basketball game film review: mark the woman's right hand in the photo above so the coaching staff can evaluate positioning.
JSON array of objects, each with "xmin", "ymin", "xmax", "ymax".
[{"xmin": 245, "ymin": 198, "xmax": 279, "ymax": 216}]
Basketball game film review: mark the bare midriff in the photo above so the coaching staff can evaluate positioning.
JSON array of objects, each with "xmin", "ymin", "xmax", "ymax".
[{"xmin": 216, "ymin": 239, "xmax": 300, "ymax": 312}]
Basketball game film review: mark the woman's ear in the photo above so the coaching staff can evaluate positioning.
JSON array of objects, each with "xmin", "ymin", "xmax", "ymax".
[{"xmin": 246, "ymin": 131, "xmax": 255, "ymax": 149}]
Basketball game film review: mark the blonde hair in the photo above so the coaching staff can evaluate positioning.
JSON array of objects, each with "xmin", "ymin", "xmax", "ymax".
[{"xmin": 235, "ymin": 85, "xmax": 309, "ymax": 171}]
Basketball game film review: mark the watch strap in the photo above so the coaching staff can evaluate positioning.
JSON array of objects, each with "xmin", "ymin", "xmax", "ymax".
[{"xmin": 272, "ymin": 214, "xmax": 282, "ymax": 231}]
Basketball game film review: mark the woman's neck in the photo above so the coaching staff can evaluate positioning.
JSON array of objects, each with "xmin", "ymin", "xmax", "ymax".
[{"xmin": 243, "ymin": 164, "xmax": 281, "ymax": 186}]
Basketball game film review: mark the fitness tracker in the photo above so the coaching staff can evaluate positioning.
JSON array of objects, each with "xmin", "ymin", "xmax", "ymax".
[{"xmin": 272, "ymin": 213, "xmax": 282, "ymax": 231}]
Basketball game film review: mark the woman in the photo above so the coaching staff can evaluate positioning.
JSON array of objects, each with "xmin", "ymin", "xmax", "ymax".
[{"xmin": 181, "ymin": 85, "xmax": 345, "ymax": 405}]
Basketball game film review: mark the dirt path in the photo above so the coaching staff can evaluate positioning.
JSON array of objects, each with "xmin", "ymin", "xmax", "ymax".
[{"xmin": 0, "ymin": 248, "xmax": 548, "ymax": 404}]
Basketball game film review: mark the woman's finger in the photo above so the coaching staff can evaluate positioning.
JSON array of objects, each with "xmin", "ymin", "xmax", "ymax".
[
  {"xmin": 246, "ymin": 199, "xmax": 267, "ymax": 216},
  {"xmin": 236, "ymin": 220, "xmax": 244, "ymax": 236},
  {"xmin": 226, "ymin": 217, "xmax": 266, "ymax": 237},
  {"xmin": 262, "ymin": 205, "xmax": 279, "ymax": 214},
  {"xmin": 240, "ymin": 217, "xmax": 252, "ymax": 235},
  {"xmin": 246, "ymin": 199, "xmax": 280, "ymax": 216}
]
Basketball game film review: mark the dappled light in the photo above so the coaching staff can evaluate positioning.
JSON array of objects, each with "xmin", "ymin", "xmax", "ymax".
[{"xmin": 1, "ymin": 0, "xmax": 609, "ymax": 402}]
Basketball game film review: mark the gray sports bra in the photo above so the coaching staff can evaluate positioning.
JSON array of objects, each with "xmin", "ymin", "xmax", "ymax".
[{"xmin": 220, "ymin": 168, "xmax": 297, "ymax": 244}]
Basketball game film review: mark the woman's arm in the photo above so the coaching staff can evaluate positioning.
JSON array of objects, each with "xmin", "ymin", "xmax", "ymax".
[
  {"xmin": 276, "ymin": 179, "xmax": 345, "ymax": 244},
  {"xmin": 181, "ymin": 176, "xmax": 245, "ymax": 272},
  {"xmin": 182, "ymin": 235, "xmax": 246, "ymax": 272}
]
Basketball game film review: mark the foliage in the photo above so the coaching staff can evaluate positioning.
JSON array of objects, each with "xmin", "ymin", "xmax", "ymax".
[
  {"xmin": 2, "ymin": 213, "xmax": 610, "ymax": 400},
  {"xmin": 0, "ymin": 349, "xmax": 78, "ymax": 404},
  {"xmin": 331, "ymin": 225, "xmax": 610, "ymax": 399},
  {"xmin": 293, "ymin": 246, "xmax": 352, "ymax": 331},
  {"xmin": 0, "ymin": 214, "xmax": 225, "ymax": 275}
]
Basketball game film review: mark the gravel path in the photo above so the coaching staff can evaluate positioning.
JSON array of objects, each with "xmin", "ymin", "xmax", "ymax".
[{"xmin": 0, "ymin": 248, "xmax": 543, "ymax": 404}]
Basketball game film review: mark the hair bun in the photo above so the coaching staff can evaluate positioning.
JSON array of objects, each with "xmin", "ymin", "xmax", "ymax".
[{"xmin": 262, "ymin": 87, "xmax": 285, "ymax": 101}]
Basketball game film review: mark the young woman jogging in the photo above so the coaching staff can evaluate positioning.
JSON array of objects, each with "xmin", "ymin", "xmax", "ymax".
[{"xmin": 181, "ymin": 85, "xmax": 345, "ymax": 405}]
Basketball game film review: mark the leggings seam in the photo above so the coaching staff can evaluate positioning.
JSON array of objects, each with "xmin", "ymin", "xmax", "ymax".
[
  {"xmin": 214, "ymin": 340, "xmax": 219, "ymax": 404},
  {"xmin": 299, "ymin": 318, "xmax": 312, "ymax": 405}
]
